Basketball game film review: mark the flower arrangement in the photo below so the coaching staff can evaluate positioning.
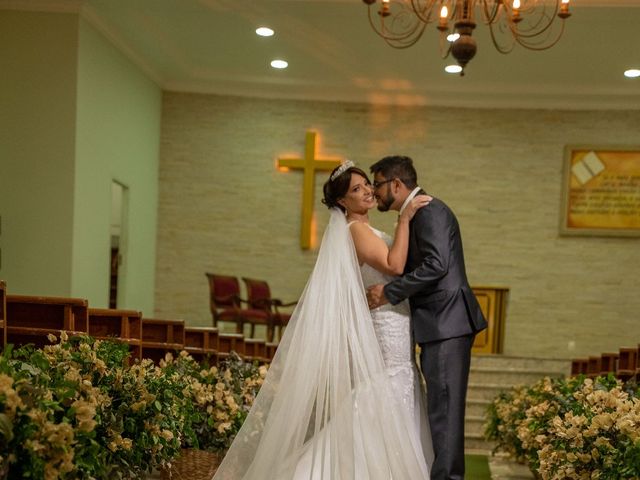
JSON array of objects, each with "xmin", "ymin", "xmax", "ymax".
[
  {"xmin": 0, "ymin": 334, "xmax": 266, "ymax": 479},
  {"xmin": 485, "ymin": 374, "xmax": 640, "ymax": 480},
  {"xmin": 159, "ymin": 351, "xmax": 266, "ymax": 453}
]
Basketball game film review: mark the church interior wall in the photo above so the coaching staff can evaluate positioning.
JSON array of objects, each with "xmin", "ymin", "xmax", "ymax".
[
  {"xmin": 0, "ymin": 11, "xmax": 79, "ymax": 297},
  {"xmin": 156, "ymin": 92, "xmax": 640, "ymax": 358},
  {"xmin": 0, "ymin": 11, "xmax": 162, "ymax": 314},
  {"xmin": 73, "ymin": 17, "xmax": 162, "ymax": 313}
]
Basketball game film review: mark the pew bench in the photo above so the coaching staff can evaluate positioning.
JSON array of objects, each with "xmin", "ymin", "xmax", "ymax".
[
  {"xmin": 141, "ymin": 318, "xmax": 185, "ymax": 364},
  {"xmin": 7, "ymin": 294, "xmax": 89, "ymax": 348},
  {"xmin": 245, "ymin": 338, "xmax": 268, "ymax": 363},
  {"xmin": 0, "ymin": 281, "xmax": 6, "ymax": 348},
  {"xmin": 218, "ymin": 333, "xmax": 245, "ymax": 361},
  {"xmin": 184, "ymin": 326, "xmax": 219, "ymax": 364},
  {"xmin": 88, "ymin": 308, "xmax": 143, "ymax": 361},
  {"xmin": 618, "ymin": 347, "xmax": 638, "ymax": 381}
]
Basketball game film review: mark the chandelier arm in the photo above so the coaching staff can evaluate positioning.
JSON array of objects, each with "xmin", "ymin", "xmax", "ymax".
[
  {"xmin": 367, "ymin": 6, "xmax": 426, "ymax": 46},
  {"xmin": 513, "ymin": 19, "xmax": 566, "ymax": 51},
  {"xmin": 410, "ymin": 0, "xmax": 439, "ymax": 25},
  {"xmin": 488, "ymin": 21, "xmax": 516, "ymax": 55},
  {"xmin": 508, "ymin": 2, "xmax": 560, "ymax": 39},
  {"xmin": 480, "ymin": 0, "xmax": 502, "ymax": 25},
  {"xmin": 510, "ymin": 15, "xmax": 557, "ymax": 40},
  {"xmin": 439, "ymin": 32, "xmax": 453, "ymax": 59}
]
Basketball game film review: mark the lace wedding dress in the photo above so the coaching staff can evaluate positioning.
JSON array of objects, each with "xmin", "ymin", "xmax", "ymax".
[
  {"xmin": 359, "ymin": 224, "xmax": 434, "ymax": 471},
  {"xmin": 212, "ymin": 210, "xmax": 432, "ymax": 480}
]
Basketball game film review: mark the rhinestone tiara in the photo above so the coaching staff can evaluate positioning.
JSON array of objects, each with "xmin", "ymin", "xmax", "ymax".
[{"xmin": 330, "ymin": 159, "xmax": 354, "ymax": 181}]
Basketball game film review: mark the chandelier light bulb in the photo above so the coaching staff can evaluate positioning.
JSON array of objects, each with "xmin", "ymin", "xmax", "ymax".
[
  {"xmin": 438, "ymin": 5, "xmax": 449, "ymax": 29},
  {"xmin": 447, "ymin": 33, "xmax": 460, "ymax": 42},
  {"xmin": 624, "ymin": 69, "xmax": 640, "ymax": 78},
  {"xmin": 513, "ymin": 0, "xmax": 521, "ymax": 9},
  {"xmin": 270, "ymin": 59, "xmax": 288, "ymax": 69},
  {"xmin": 256, "ymin": 27, "xmax": 274, "ymax": 37}
]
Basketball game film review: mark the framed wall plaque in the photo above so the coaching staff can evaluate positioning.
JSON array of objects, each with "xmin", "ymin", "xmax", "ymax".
[{"xmin": 561, "ymin": 146, "xmax": 640, "ymax": 237}]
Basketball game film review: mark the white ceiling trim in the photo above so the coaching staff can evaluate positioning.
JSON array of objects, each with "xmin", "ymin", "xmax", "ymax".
[
  {"xmin": 80, "ymin": 4, "xmax": 164, "ymax": 87},
  {"xmin": 164, "ymin": 78, "xmax": 640, "ymax": 111},
  {"xmin": 0, "ymin": 0, "xmax": 82, "ymax": 12}
]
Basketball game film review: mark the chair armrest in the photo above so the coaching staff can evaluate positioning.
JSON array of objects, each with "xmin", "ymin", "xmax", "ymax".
[{"xmin": 273, "ymin": 299, "xmax": 297, "ymax": 307}]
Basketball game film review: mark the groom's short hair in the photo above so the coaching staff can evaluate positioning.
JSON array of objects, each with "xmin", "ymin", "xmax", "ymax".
[{"xmin": 370, "ymin": 156, "xmax": 418, "ymax": 189}]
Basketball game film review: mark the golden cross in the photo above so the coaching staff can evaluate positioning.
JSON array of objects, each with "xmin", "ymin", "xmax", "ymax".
[{"xmin": 278, "ymin": 131, "xmax": 342, "ymax": 249}]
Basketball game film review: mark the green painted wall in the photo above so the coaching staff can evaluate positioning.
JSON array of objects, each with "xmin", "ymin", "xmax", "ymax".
[
  {"xmin": 0, "ymin": 10, "xmax": 161, "ymax": 314},
  {"xmin": 73, "ymin": 19, "xmax": 161, "ymax": 313},
  {"xmin": 0, "ymin": 11, "xmax": 79, "ymax": 296}
]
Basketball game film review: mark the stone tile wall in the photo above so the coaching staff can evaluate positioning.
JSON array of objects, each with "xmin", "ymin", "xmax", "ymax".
[{"xmin": 156, "ymin": 92, "xmax": 640, "ymax": 358}]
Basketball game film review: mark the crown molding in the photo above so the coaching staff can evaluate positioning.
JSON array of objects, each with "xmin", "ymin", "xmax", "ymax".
[
  {"xmin": 80, "ymin": 4, "xmax": 164, "ymax": 87},
  {"xmin": 163, "ymin": 77, "xmax": 640, "ymax": 111},
  {"xmin": 0, "ymin": 0, "xmax": 83, "ymax": 13}
]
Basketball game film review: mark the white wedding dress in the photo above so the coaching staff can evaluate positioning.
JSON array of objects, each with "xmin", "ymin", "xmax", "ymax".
[
  {"xmin": 359, "ymin": 225, "xmax": 434, "ymax": 471},
  {"xmin": 213, "ymin": 210, "xmax": 432, "ymax": 480}
]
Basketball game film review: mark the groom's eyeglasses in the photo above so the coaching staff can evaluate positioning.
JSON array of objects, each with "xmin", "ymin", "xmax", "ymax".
[{"xmin": 372, "ymin": 179, "xmax": 394, "ymax": 189}]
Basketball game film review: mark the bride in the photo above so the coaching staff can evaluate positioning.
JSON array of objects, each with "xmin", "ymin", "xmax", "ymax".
[{"xmin": 212, "ymin": 161, "xmax": 433, "ymax": 480}]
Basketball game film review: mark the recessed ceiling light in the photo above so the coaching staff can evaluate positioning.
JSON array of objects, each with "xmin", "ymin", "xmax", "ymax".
[
  {"xmin": 447, "ymin": 33, "xmax": 460, "ymax": 42},
  {"xmin": 271, "ymin": 59, "xmax": 288, "ymax": 69},
  {"xmin": 256, "ymin": 27, "xmax": 274, "ymax": 37},
  {"xmin": 624, "ymin": 69, "xmax": 640, "ymax": 78},
  {"xmin": 445, "ymin": 64, "xmax": 462, "ymax": 74}
]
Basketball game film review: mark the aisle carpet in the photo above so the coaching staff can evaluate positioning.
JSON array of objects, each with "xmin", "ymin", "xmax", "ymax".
[{"xmin": 465, "ymin": 454, "xmax": 492, "ymax": 479}]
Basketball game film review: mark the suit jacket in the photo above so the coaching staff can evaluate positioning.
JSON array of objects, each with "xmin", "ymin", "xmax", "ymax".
[{"xmin": 384, "ymin": 194, "xmax": 487, "ymax": 344}]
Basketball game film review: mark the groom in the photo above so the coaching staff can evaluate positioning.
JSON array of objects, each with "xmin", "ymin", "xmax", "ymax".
[{"xmin": 366, "ymin": 155, "xmax": 487, "ymax": 480}]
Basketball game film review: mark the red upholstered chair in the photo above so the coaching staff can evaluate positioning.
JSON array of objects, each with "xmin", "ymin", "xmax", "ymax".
[
  {"xmin": 205, "ymin": 273, "xmax": 269, "ymax": 336},
  {"xmin": 242, "ymin": 277, "xmax": 296, "ymax": 342}
]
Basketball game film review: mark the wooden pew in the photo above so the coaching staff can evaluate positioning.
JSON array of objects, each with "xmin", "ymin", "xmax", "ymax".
[
  {"xmin": 600, "ymin": 352, "xmax": 619, "ymax": 376},
  {"xmin": 570, "ymin": 358, "xmax": 589, "ymax": 377},
  {"xmin": 141, "ymin": 318, "xmax": 185, "ymax": 364},
  {"xmin": 184, "ymin": 326, "xmax": 219, "ymax": 364},
  {"xmin": 7, "ymin": 294, "xmax": 89, "ymax": 348},
  {"xmin": 88, "ymin": 308, "xmax": 143, "ymax": 361},
  {"xmin": 245, "ymin": 338, "xmax": 267, "ymax": 363},
  {"xmin": 0, "ymin": 281, "xmax": 6, "ymax": 349},
  {"xmin": 587, "ymin": 356, "xmax": 602, "ymax": 379},
  {"xmin": 218, "ymin": 333, "xmax": 245, "ymax": 361},
  {"xmin": 618, "ymin": 347, "xmax": 638, "ymax": 381},
  {"xmin": 265, "ymin": 342, "xmax": 278, "ymax": 363}
]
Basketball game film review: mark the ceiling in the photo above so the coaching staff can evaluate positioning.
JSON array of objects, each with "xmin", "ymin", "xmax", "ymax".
[{"xmin": 7, "ymin": 0, "xmax": 640, "ymax": 109}]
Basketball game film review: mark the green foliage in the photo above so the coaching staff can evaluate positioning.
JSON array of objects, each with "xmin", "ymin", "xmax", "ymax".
[
  {"xmin": 159, "ymin": 351, "xmax": 265, "ymax": 453},
  {"xmin": 0, "ymin": 335, "xmax": 266, "ymax": 479},
  {"xmin": 485, "ymin": 374, "xmax": 640, "ymax": 480}
]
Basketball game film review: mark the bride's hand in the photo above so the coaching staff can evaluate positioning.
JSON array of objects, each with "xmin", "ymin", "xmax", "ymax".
[{"xmin": 399, "ymin": 195, "xmax": 432, "ymax": 222}]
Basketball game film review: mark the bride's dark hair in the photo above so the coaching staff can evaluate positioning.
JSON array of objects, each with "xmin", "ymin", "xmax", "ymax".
[{"xmin": 322, "ymin": 165, "xmax": 370, "ymax": 213}]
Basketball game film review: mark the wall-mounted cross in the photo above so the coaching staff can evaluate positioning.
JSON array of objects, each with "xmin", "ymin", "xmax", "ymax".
[{"xmin": 277, "ymin": 131, "xmax": 342, "ymax": 249}]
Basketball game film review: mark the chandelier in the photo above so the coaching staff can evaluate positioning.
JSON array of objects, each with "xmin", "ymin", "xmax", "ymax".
[{"xmin": 363, "ymin": 0, "xmax": 572, "ymax": 75}]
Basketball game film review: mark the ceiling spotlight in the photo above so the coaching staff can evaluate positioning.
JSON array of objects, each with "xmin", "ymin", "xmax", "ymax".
[
  {"xmin": 624, "ymin": 69, "xmax": 640, "ymax": 78},
  {"xmin": 256, "ymin": 27, "xmax": 274, "ymax": 37},
  {"xmin": 445, "ymin": 64, "xmax": 463, "ymax": 74},
  {"xmin": 271, "ymin": 59, "xmax": 288, "ymax": 69}
]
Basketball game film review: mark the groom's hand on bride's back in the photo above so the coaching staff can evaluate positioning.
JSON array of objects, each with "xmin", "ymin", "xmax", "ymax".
[{"xmin": 367, "ymin": 284, "xmax": 388, "ymax": 309}]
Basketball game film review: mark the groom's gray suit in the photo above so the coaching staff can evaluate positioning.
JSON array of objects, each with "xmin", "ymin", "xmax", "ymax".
[{"xmin": 384, "ymin": 194, "xmax": 487, "ymax": 480}]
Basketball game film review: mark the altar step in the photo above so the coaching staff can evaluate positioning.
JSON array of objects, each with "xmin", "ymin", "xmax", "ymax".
[
  {"xmin": 488, "ymin": 454, "xmax": 535, "ymax": 480},
  {"xmin": 464, "ymin": 354, "xmax": 570, "ymax": 455}
]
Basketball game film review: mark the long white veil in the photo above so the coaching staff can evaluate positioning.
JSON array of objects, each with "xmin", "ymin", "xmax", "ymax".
[{"xmin": 213, "ymin": 208, "xmax": 429, "ymax": 480}]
